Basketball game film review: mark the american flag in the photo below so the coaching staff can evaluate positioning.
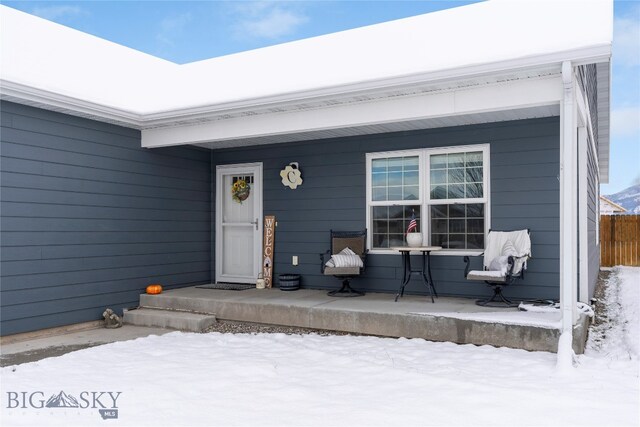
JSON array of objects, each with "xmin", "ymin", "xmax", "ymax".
[{"xmin": 406, "ymin": 212, "xmax": 417, "ymax": 234}]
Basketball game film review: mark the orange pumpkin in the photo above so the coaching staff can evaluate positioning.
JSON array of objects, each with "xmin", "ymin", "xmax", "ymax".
[{"xmin": 146, "ymin": 284, "xmax": 163, "ymax": 295}]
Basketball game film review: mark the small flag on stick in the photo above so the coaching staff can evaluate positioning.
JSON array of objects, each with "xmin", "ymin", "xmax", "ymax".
[{"xmin": 406, "ymin": 211, "xmax": 417, "ymax": 234}]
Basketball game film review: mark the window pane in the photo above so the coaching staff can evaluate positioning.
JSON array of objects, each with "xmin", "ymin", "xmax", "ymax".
[
  {"xmin": 467, "ymin": 219, "xmax": 484, "ymax": 233},
  {"xmin": 388, "ymin": 186, "xmax": 402, "ymax": 200},
  {"xmin": 430, "ymin": 169, "xmax": 446, "ymax": 184},
  {"xmin": 388, "ymin": 234, "xmax": 405, "ymax": 247},
  {"xmin": 448, "ymin": 184, "xmax": 465, "ymax": 199},
  {"xmin": 430, "ymin": 203, "xmax": 485, "ymax": 249},
  {"xmin": 466, "ymin": 183, "xmax": 483, "ymax": 198},
  {"xmin": 372, "ymin": 187, "xmax": 387, "ymax": 201},
  {"xmin": 431, "ymin": 205, "xmax": 448, "ymax": 218},
  {"xmin": 373, "ymin": 234, "xmax": 387, "ymax": 248},
  {"xmin": 430, "ymin": 154, "xmax": 447, "ymax": 169},
  {"xmin": 388, "ymin": 158, "xmax": 404, "ymax": 172},
  {"xmin": 372, "ymin": 173, "xmax": 387, "ymax": 187},
  {"xmin": 432, "ymin": 234, "xmax": 448, "ymax": 247},
  {"xmin": 370, "ymin": 155, "xmax": 420, "ymax": 202},
  {"xmin": 449, "ymin": 204, "xmax": 465, "ymax": 217},
  {"xmin": 372, "ymin": 158, "xmax": 387, "ymax": 173},
  {"xmin": 467, "ymin": 234, "xmax": 484, "ymax": 249},
  {"xmin": 428, "ymin": 150, "xmax": 485, "ymax": 201},
  {"xmin": 373, "ymin": 220, "xmax": 388, "ymax": 234},
  {"xmin": 404, "ymin": 185, "xmax": 419, "ymax": 200},
  {"xmin": 465, "ymin": 151, "xmax": 483, "ymax": 167},
  {"xmin": 448, "ymin": 168, "xmax": 465, "ymax": 184},
  {"xmin": 371, "ymin": 205, "xmax": 420, "ymax": 249},
  {"xmin": 373, "ymin": 206, "xmax": 388, "ymax": 219},
  {"xmin": 449, "ymin": 219, "xmax": 465, "ymax": 233},
  {"xmin": 388, "ymin": 172, "xmax": 402, "ymax": 186},
  {"xmin": 432, "ymin": 219, "xmax": 448, "ymax": 233},
  {"xmin": 404, "ymin": 171, "xmax": 419, "ymax": 186},
  {"xmin": 431, "ymin": 185, "xmax": 447, "ymax": 200},
  {"xmin": 449, "ymin": 234, "xmax": 466, "ymax": 249},
  {"xmin": 389, "ymin": 205, "xmax": 403, "ymax": 219},
  {"xmin": 466, "ymin": 167, "xmax": 483, "ymax": 183},
  {"xmin": 466, "ymin": 204, "xmax": 484, "ymax": 218},
  {"xmin": 404, "ymin": 157, "xmax": 419, "ymax": 171},
  {"xmin": 389, "ymin": 220, "xmax": 404, "ymax": 234},
  {"xmin": 448, "ymin": 153, "xmax": 464, "ymax": 168}
]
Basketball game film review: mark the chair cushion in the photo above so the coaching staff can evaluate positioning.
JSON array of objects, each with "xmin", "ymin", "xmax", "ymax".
[
  {"xmin": 502, "ymin": 240, "xmax": 518, "ymax": 257},
  {"xmin": 325, "ymin": 247, "xmax": 363, "ymax": 268},
  {"xmin": 324, "ymin": 266, "xmax": 361, "ymax": 276},
  {"xmin": 489, "ymin": 255, "xmax": 509, "ymax": 274},
  {"xmin": 467, "ymin": 270, "xmax": 507, "ymax": 282}
]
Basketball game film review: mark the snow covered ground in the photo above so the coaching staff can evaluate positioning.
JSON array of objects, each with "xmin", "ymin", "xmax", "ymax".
[{"xmin": 1, "ymin": 267, "xmax": 638, "ymax": 427}]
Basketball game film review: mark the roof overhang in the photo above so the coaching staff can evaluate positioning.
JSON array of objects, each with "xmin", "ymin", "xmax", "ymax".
[{"xmin": 0, "ymin": 1, "xmax": 612, "ymax": 177}]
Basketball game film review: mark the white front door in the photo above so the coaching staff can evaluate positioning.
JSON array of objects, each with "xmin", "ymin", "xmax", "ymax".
[{"xmin": 215, "ymin": 163, "xmax": 263, "ymax": 284}]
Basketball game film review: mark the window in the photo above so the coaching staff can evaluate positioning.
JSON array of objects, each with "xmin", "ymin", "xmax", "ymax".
[
  {"xmin": 366, "ymin": 145, "xmax": 489, "ymax": 252},
  {"xmin": 369, "ymin": 153, "xmax": 422, "ymax": 249}
]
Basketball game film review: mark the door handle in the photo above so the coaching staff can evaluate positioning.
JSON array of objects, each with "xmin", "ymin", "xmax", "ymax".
[{"xmin": 251, "ymin": 218, "xmax": 259, "ymax": 230}]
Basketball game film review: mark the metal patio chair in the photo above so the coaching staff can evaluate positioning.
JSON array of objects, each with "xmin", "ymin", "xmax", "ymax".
[
  {"xmin": 464, "ymin": 229, "xmax": 531, "ymax": 307},
  {"xmin": 320, "ymin": 229, "xmax": 368, "ymax": 297}
]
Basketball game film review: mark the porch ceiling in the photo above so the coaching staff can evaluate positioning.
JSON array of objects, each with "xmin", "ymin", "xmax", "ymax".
[
  {"xmin": 141, "ymin": 72, "xmax": 564, "ymax": 149},
  {"xmin": 194, "ymin": 105, "xmax": 561, "ymax": 150}
]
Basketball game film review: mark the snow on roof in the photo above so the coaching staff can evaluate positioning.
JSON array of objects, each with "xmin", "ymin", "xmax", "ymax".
[
  {"xmin": 600, "ymin": 196, "xmax": 627, "ymax": 213},
  {"xmin": 0, "ymin": 0, "xmax": 613, "ymax": 115}
]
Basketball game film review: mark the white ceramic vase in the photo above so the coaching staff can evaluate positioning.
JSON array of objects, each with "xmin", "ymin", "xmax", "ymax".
[{"xmin": 406, "ymin": 233, "xmax": 423, "ymax": 247}]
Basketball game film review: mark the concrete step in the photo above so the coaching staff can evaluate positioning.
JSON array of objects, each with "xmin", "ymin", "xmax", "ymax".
[{"xmin": 123, "ymin": 308, "xmax": 217, "ymax": 332}]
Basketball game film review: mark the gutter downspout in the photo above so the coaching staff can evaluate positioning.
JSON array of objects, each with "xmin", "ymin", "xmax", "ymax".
[{"xmin": 558, "ymin": 60, "xmax": 578, "ymax": 368}]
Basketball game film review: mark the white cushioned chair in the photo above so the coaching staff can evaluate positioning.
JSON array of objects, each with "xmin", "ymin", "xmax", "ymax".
[{"xmin": 464, "ymin": 229, "xmax": 531, "ymax": 307}]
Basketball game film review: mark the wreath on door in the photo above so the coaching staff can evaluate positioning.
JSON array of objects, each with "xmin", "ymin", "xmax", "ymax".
[{"xmin": 232, "ymin": 179, "xmax": 251, "ymax": 203}]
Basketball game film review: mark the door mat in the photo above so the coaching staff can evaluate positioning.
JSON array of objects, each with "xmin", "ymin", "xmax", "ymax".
[{"xmin": 196, "ymin": 283, "xmax": 255, "ymax": 291}]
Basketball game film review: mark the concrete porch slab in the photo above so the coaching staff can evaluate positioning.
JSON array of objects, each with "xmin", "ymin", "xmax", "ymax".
[{"xmin": 139, "ymin": 287, "xmax": 589, "ymax": 353}]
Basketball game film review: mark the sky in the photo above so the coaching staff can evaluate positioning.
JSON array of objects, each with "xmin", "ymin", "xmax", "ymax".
[{"xmin": 2, "ymin": 0, "xmax": 639, "ymax": 194}]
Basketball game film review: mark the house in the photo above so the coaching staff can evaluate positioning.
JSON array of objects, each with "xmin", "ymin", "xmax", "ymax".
[
  {"xmin": 600, "ymin": 196, "xmax": 627, "ymax": 214},
  {"xmin": 0, "ymin": 0, "xmax": 612, "ymax": 338}
]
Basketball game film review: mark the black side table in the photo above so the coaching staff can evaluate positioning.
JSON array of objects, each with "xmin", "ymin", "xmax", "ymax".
[{"xmin": 392, "ymin": 246, "xmax": 442, "ymax": 303}]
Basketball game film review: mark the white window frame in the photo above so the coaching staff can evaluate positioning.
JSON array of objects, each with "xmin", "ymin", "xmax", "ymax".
[
  {"xmin": 366, "ymin": 144, "xmax": 490, "ymax": 255},
  {"xmin": 366, "ymin": 149, "xmax": 423, "ymax": 254}
]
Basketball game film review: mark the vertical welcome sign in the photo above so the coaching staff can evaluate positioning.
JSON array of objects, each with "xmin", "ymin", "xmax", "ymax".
[{"xmin": 262, "ymin": 215, "xmax": 276, "ymax": 288}]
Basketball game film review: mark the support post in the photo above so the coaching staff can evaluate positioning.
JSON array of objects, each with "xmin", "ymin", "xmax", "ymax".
[{"xmin": 560, "ymin": 61, "xmax": 578, "ymax": 340}]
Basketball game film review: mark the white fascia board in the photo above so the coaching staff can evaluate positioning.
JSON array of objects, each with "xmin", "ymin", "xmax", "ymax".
[
  {"xmin": 142, "ymin": 76, "xmax": 562, "ymax": 148},
  {"xmin": 0, "ymin": 79, "xmax": 144, "ymax": 127}
]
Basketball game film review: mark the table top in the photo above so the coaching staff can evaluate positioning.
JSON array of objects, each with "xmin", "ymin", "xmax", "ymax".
[{"xmin": 391, "ymin": 246, "xmax": 442, "ymax": 252}]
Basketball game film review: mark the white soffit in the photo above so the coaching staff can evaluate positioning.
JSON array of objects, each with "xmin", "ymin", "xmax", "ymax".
[
  {"xmin": 194, "ymin": 105, "xmax": 561, "ymax": 150},
  {"xmin": 1, "ymin": 0, "xmax": 613, "ymax": 116},
  {"xmin": 141, "ymin": 75, "xmax": 563, "ymax": 148}
]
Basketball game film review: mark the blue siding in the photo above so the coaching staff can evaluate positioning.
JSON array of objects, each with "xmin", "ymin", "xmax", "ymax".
[
  {"xmin": 0, "ymin": 102, "xmax": 211, "ymax": 336},
  {"xmin": 212, "ymin": 117, "xmax": 561, "ymax": 301},
  {"xmin": 587, "ymin": 128, "xmax": 600, "ymax": 299},
  {"xmin": 577, "ymin": 63, "xmax": 601, "ymax": 300},
  {"xmin": 1, "ymin": 101, "xmax": 562, "ymax": 336}
]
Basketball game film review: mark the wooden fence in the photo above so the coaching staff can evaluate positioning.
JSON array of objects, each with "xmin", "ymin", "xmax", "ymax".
[{"xmin": 600, "ymin": 215, "xmax": 640, "ymax": 267}]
